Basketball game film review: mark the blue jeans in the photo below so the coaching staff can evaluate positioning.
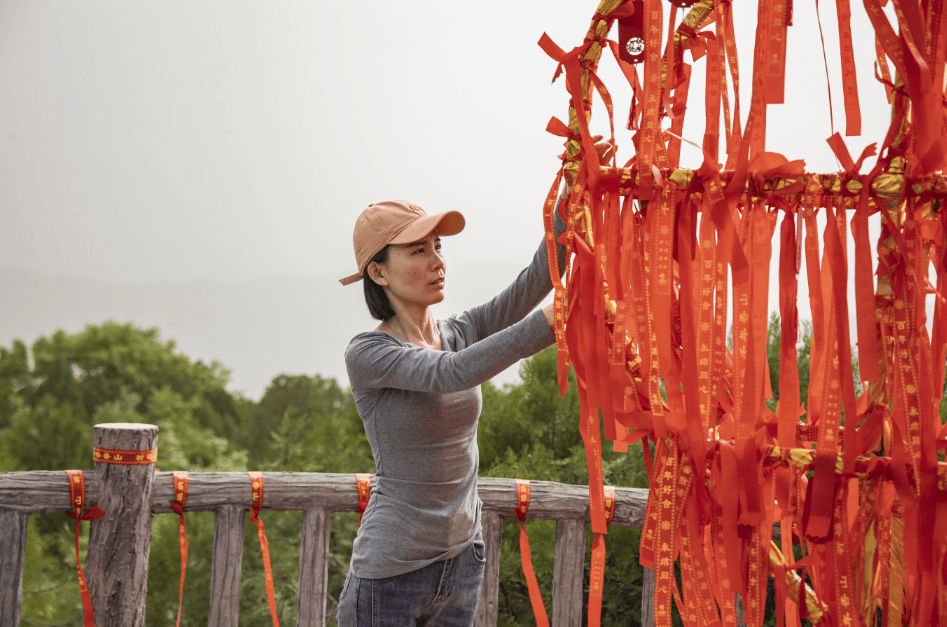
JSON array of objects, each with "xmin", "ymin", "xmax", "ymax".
[{"xmin": 336, "ymin": 538, "xmax": 486, "ymax": 627}]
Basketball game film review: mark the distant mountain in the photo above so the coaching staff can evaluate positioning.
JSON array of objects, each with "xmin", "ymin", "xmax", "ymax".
[{"xmin": 0, "ymin": 262, "xmax": 530, "ymax": 399}]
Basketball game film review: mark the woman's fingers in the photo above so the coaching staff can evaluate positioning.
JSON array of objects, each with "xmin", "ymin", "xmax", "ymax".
[{"xmin": 542, "ymin": 303, "xmax": 555, "ymax": 331}]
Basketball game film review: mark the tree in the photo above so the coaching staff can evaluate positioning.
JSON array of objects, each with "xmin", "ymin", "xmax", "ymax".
[
  {"xmin": 478, "ymin": 347, "xmax": 583, "ymax": 473},
  {"xmin": 239, "ymin": 373, "xmax": 369, "ymax": 470},
  {"xmin": 0, "ymin": 339, "xmax": 30, "ymax": 429},
  {"xmin": 762, "ymin": 313, "xmax": 815, "ymax": 410},
  {"xmin": 0, "ymin": 322, "xmax": 245, "ymax": 465},
  {"xmin": 797, "ymin": 319, "xmax": 813, "ymax": 408},
  {"xmin": 767, "ymin": 311, "xmax": 781, "ymax": 402},
  {"xmin": 0, "ymin": 323, "xmax": 249, "ymax": 627}
]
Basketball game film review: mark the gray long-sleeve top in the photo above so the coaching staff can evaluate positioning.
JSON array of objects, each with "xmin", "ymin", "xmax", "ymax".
[{"xmin": 344, "ymin": 216, "xmax": 566, "ymax": 579}]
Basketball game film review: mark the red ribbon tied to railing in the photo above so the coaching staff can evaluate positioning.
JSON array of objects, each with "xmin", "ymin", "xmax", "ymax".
[
  {"xmin": 588, "ymin": 486, "xmax": 617, "ymax": 627},
  {"xmin": 170, "ymin": 471, "xmax": 189, "ymax": 627},
  {"xmin": 515, "ymin": 479, "xmax": 549, "ymax": 627},
  {"xmin": 355, "ymin": 473, "xmax": 371, "ymax": 526},
  {"xmin": 64, "ymin": 469, "xmax": 105, "ymax": 627},
  {"xmin": 248, "ymin": 471, "xmax": 280, "ymax": 627}
]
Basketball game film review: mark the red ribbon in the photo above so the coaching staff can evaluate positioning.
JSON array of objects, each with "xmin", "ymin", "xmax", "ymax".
[
  {"xmin": 834, "ymin": 0, "xmax": 862, "ymax": 135},
  {"xmin": 170, "ymin": 471, "xmax": 189, "ymax": 627},
  {"xmin": 65, "ymin": 470, "xmax": 105, "ymax": 627},
  {"xmin": 515, "ymin": 480, "xmax": 549, "ymax": 627},
  {"xmin": 636, "ymin": 0, "xmax": 665, "ymax": 199},
  {"xmin": 92, "ymin": 446, "xmax": 157, "ymax": 465},
  {"xmin": 540, "ymin": 162, "xmax": 572, "ymax": 395},
  {"xmin": 588, "ymin": 486, "xmax": 617, "ymax": 627},
  {"xmin": 248, "ymin": 472, "xmax": 280, "ymax": 627},
  {"xmin": 827, "ymin": 133, "xmax": 882, "ymax": 382},
  {"xmin": 537, "ymin": 34, "xmax": 601, "ymax": 192},
  {"xmin": 355, "ymin": 473, "xmax": 371, "ymax": 525}
]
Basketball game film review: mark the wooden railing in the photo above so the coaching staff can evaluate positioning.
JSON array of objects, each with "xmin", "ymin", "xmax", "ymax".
[{"xmin": 0, "ymin": 423, "xmax": 656, "ymax": 627}]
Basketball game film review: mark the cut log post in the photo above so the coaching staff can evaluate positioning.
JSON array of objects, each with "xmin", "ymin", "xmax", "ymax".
[
  {"xmin": 297, "ymin": 507, "xmax": 332, "ymax": 627},
  {"xmin": 474, "ymin": 510, "xmax": 503, "ymax": 627},
  {"xmin": 641, "ymin": 566, "xmax": 655, "ymax": 627},
  {"xmin": 209, "ymin": 504, "xmax": 246, "ymax": 627},
  {"xmin": 86, "ymin": 422, "xmax": 158, "ymax": 627},
  {"xmin": 0, "ymin": 508, "xmax": 28, "ymax": 627},
  {"xmin": 552, "ymin": 518, "xmax": 585, "ymax": 627}
]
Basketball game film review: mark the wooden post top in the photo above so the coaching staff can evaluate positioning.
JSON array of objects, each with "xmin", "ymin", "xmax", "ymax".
[
  {"xmin": 93, "ymin": 424, "xmax": 158, "ymax": 442},
  {"xmin": 94, "ymin": 423, "xmax": 159, "ymax": 432}
]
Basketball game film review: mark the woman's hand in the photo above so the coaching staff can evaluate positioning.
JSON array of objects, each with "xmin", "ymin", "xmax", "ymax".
[
  {"xmin": 563, "ymin": 135, "xmax": 615, "ymax": 195},
  {"xmin": 542, "ymin": 302, "xmax": 555, "ymax": 331}
]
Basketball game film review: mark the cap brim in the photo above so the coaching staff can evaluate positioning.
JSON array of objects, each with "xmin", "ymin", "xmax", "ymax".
[
  {"xmin": 338, "ymin": 272, "xmax": 363, "ymax": 286},
  {"xmin": 389, "ymin": 210, "xmax": 465, "ymax": 244}
]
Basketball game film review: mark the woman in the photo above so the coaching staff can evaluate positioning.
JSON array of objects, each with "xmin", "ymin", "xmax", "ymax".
[{"xmin": 336, "ymin": 198, "xmax": 565, "ymax": 626}]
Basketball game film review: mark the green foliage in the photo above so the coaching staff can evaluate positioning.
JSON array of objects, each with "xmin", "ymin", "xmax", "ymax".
[
  {"xmin": 766, "ymin": 311, "xmax": 781, "ymax": 401},
  {"xmin": 478, "ymin": 346, "xmax": 582, "ymax": 473},
  {"xmin": 763, "ymin": 313, "xmax": 814, "ymax": 412},
  {"xmin": 0, "ymin": 339, "xmax": 30, "ymax": 429},
  {"xmin": 797, "ymin": 319, "xmax": 813, "ymax": 408},
  {"xmin": 19, "ymin": 514, "xmax": 86, "ymax": 625},
  {"xmin": 145, "ymin": 510, "xmax": 218, "ymax": 627},
  {"xmin": 1, "ymin": 395, "xmax": 92, "ymax": 473},
  {"xmin": 149, "ymin": 387, "xmax": 248, "ymax": 472},
  {"xmin": 242, "ymin": 374, "xmax": 371, "ymax": 472}
]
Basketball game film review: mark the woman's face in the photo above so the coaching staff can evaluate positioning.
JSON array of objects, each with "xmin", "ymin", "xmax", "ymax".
[{"xmin": 369, "ymin": 232, "xmax": 446, "ymax": 309}]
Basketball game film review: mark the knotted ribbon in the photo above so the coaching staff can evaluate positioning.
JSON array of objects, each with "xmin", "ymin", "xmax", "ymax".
[
  {"xmin": 170, "ymin": 471, "xmax": 189, "ymax": 627},
  {"xmin": 515, "ymin": 479, "xmax": 549, "ymax": 627},
  {"xmin": 248, "ymin": 472, "xmax": 280, "ymax": 627},
  {"xmin": 65, "ymin": 469, "xmax": 105, "ymax": 627}
]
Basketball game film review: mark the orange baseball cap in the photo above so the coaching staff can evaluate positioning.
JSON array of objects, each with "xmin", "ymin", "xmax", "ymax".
[{"xmin": 339, "ymin": 200, "xmax": 466, "ymax": 286}]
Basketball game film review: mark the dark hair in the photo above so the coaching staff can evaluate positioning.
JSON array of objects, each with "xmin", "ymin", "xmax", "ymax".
[{"xmin": 363, "ymin": 246, "xmax": 395, "ymax": 320}]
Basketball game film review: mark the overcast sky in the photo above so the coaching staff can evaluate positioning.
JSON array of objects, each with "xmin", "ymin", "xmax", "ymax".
[{"xmin": 0, "ymin": 1, "xmax": 897, "ymax": 397}]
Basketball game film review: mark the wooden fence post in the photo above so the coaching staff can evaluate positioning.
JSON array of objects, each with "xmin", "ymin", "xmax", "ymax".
[
  {"xmin": 474, "ymin": 510, "xmax": 503, "ymax": 627},
  {"xmin": 552, "ymin": 518, "xmax": 585, "ymax": 627},
  {"xmin": 297, "ymin": 507, "xmax": 332, "ymax": 627},
  {"xmin": 0, "ymin": 508, "xmax": 28, "ymax": 626},
  {"xmin": 735, "ymin": 593, "xmax": 747, "ymax": 627},
  {"xmin": 86, "ymin": 422, "xmax": 159, "ymax": 627},
  {"xmin": 641, "ymin": 566, "xmax": 655, "ymax": 627},
  {"xmin": 208, "ymin": 504, "xmax": 246, "ymax": 626}
]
